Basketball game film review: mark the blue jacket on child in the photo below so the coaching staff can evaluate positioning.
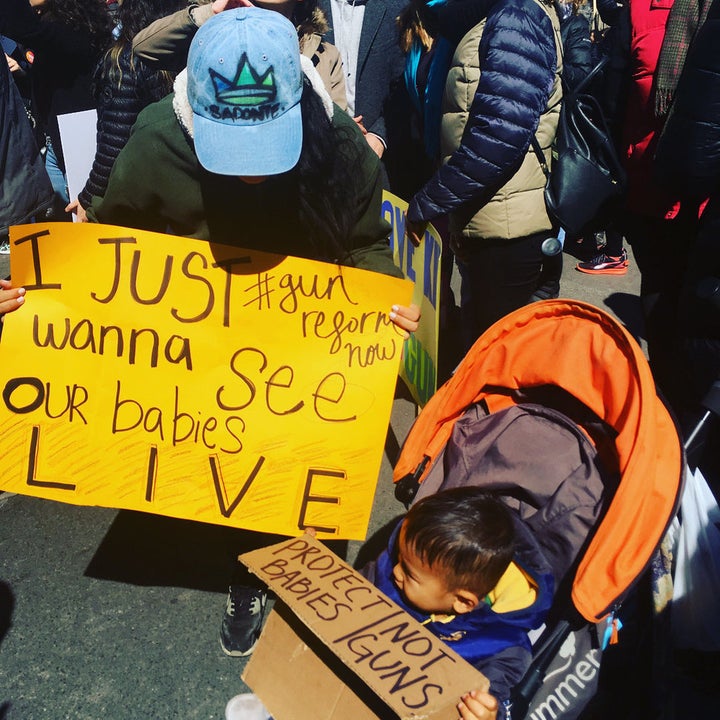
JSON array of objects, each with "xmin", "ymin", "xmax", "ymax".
[{"xmin": 362, "ymin": 513, "xmax": 554, "ymax": 708}]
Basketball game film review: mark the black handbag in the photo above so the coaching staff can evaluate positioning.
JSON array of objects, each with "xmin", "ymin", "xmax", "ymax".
[{"xmin": 532, "ymin": 57, "xmax": 627, "ymax": 239}]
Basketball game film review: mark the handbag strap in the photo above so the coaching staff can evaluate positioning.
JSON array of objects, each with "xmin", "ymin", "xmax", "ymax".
[
  {"xmin": 531, "ymin": 3, "xmax": 612, "ymax": 180},
  {"xmin": 531, "ymin": 136, "xmax": 550, "ymax": 179},
  {"xmin": 571, "ymin": 54, "xmax": 610, "ymax": 97},
  {"xmin": 532, "ymin": 50, "xmax": 611, "ymax": 173}
]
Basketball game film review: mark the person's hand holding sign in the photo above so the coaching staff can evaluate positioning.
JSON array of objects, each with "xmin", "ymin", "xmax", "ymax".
[
  {"xmin": 0, "ymin": 279, "xmax": 25, "ymax": 321},
  {"xmin": 457, "ymin": 690, "xmax": 498, "ymax": 720},
  {"xmin": 390, "ymin": 303, "xmax": 420, "ymax": 338},
  {"xmin": 405, "ymin": 218, "xmax": 427, "ymax": 248}
]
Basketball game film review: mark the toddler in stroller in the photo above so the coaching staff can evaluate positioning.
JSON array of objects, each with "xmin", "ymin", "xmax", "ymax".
[
  {"xmin": 362, "ymin": 487, "xmax": 555, "ymax": 719},
  {"xmin": 388, "ymin": 299, "xmax": 684, "ymax": 718}
]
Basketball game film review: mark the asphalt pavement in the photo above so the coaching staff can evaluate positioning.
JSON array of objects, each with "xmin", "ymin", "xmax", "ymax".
[{"xmin": 0, "ymin": 243, "xmax": 648, "ymax": 719}]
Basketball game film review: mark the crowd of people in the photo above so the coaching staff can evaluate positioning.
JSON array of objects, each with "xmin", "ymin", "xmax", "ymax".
[
  {"xmin": 3, "ymin": 0, "xmax": 718, "ymax": 401},
  {"xmin": 1, "ymin": 0, "xmax": 720, "ymax": 717}
]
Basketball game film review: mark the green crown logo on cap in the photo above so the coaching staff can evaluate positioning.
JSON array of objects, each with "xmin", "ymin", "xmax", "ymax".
[{"xmin": 209, "ymin": 52, "xmax": 276, "ymax": 106}]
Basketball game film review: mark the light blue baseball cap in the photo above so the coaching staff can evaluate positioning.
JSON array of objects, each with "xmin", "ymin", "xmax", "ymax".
[{"xmin": 187, "ymin": 7, "xmax": 303, "ymax": 176}]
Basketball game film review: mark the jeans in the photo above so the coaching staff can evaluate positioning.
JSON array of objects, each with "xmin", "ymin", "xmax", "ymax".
[{"xmin": 44, "ymin": 137, "xmax": 69, "ymax": 210}]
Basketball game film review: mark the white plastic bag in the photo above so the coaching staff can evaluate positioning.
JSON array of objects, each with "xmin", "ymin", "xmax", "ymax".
[
  {"xmin": 671, "ymin": 467, "xmax": 720, "ymax": 651},
  {"xmin": 225, "ymin": 693, "xmax": 272, "ymax": 720}
]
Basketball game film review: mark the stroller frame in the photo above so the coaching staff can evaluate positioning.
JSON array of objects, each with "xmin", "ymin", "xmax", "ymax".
[{"xmin": 392, "ymin": 299, "xmax": 685, "ymax": 717}]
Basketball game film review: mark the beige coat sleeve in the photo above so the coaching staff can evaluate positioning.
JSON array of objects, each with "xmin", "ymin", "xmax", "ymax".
[
  {"xmin": 300, "ymin": 34, "xmax": 348, "ymax": 112},
  {"xmin": 134, "ymin": 5, "xmax": 349, "ymax": 114}
]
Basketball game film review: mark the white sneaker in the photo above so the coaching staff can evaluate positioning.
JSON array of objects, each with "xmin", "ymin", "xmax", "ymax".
[
  {"xmin": 225, "ymin": 693, "xmax": 272, "ymax": 720},
  {"xmin": 0, "ymin": 240, "xmax": 10, "ymax": 255}
]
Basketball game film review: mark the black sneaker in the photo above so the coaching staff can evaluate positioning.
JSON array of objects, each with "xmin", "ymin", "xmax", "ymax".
[
  {"xmin": 530, "ymin": 279, "xmax": 560, "ymax": 302},
  {"xmin": 220, "ymin": 585, "xmax": 267, "ymax": 657}
]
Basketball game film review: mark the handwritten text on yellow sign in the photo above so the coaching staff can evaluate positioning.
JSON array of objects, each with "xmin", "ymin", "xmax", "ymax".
[{"xmin": 0, "ymin": 224, "xmax": 412, "ymax": 539}]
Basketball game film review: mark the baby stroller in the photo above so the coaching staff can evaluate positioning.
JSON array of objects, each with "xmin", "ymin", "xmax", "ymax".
[{"xmin": 392, "ymin": 299, "xmax": 685, "ymax": 719}]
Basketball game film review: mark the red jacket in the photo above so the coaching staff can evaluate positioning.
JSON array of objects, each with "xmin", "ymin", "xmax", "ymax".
[{"xmin": 623, "ymin": 0, "xmax": 681, "ymax": 218}]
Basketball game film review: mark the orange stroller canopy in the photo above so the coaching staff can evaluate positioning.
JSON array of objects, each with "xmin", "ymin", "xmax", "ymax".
[{"xmin": 393, "ymin": 299, "xmax": 684, "ymax": 622}]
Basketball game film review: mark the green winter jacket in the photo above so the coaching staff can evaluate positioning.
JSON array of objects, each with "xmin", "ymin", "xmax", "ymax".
[{"xmin": 87, "ymin": 88, "xmax": 401, "ymax": 279}]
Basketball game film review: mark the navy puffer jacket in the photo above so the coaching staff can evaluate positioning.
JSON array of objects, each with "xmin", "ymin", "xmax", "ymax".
[
  {"xmin": 560, "ymin": 13, "xmax": 593, "ymax": 92},
  {"xmin": 78, "ymin": 46, "xmax": 173, "ymax": 208},
  {"xmin": 407, "ymin": 0, "xmax": 557, "ymax": 223}
]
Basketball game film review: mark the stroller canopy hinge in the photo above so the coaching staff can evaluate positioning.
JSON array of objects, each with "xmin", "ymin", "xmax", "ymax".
[{"xmin": 394, "ymin": 455, "xmax": 430, "ymax": 507}]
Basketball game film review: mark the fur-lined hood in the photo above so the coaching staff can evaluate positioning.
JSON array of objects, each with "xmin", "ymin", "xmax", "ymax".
[{"xmin": 296, "ymin": 6, "xmax": 330, "ymax": 43}]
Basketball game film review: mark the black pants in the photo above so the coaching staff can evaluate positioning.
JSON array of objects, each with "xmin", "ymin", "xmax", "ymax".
[
  {"xmin": 623, "ymin": 207, "xmax": 699, "ymax": 413},
  {"xmin": 456, "ymin": 230, "xmax": 548, "ymax": 352}
]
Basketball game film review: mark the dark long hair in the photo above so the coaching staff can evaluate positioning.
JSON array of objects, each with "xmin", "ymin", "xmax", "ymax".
[
  {"xmin": 42, "ymin": 0, "xmax": 114, "ymax": 54},
  {"xmin": 103, "ymin": 0, "xmax": 182, "ymax": 89},
  {"xmin": 397, "ymin": 0, "xmax": 438, "ymax": 54},
  {"xmin": 293, "ymin": 78, "xmax": 368, "ymax": 264}
]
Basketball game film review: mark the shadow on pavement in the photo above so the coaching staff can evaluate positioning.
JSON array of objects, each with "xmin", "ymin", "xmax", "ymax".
[
  {"xmin": 0, "ymin": 581, "xmax": 13, "ymax": 720},
  {"xmin": 0, "ymin": 581, "xmax": 13, "ymax": 647},
  {"xmin": 604, "ymin": 291, "xmax": 645, "ymax": 345},
  {"xmin": 84, "ymin": 510, "xmax": 351, "ymax": 591},
  {"xmin": 350, "ymin": 513, "xmax": 404, "ymax": 571},
  {"xmin": 85, "ymin": 511, "xmax": 261, "ymax": 591}
]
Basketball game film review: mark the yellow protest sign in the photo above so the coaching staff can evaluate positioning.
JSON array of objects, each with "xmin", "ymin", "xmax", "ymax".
[
  {"xmin": 0, "ymin": 224, "xmax": 412, "ymax": 540},
  {"xmin": 382, "ymin": 192, "xmax": 441, "ymax": 407}
]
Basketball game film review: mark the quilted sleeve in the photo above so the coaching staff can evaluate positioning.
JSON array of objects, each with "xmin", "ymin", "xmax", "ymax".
[{"xmin": 407, "ymin": 0, "xmax": 557, "ymax": 223}]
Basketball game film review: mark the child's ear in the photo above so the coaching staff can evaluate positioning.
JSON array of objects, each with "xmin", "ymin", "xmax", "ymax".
[{"xmin": 452, "ymin": 590, "xmax": 480, "ymax": 615}]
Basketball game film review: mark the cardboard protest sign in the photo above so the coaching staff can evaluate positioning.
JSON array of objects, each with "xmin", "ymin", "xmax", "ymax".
[
  {"xmin": 241, "ymin": 534, "xmax": 489, "ymax": 720},
  {"xmin": 382, "ymin": 192, "xmax": 441, "ymax": 407},
  {"xmin": 0, "ymin": 224, "xmax": 412, "ymax": 539}
]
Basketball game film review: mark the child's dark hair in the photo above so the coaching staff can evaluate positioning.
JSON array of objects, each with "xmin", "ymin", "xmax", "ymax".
[{"xmin": 402, "ymin": 488, "xmax": 515, "ymax": 598}]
